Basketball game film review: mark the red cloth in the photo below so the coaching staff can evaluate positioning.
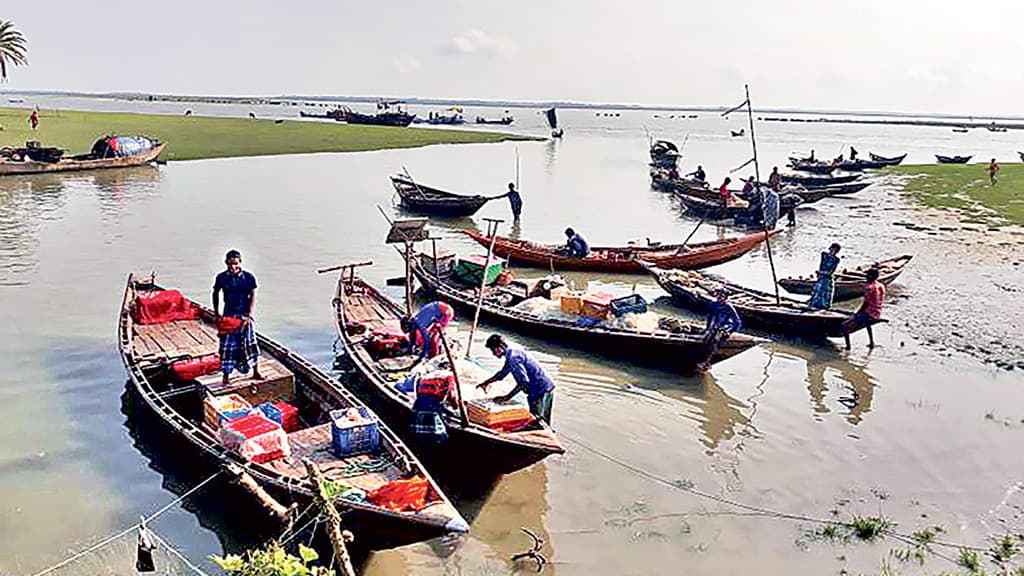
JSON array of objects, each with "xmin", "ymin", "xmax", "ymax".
[
  {"xmin": 217, "ymin": 316, "xmax": 244, "ymax": 335},
  {"xmin": 416, "ymin": 371, "xmax": 453, "ymax": 400},
  {"xmin": 488, "ymin": 415, "xmax": 535, "ymax": 433},
  {"xmin": 133, "ymin": 290, "xmax": 198, "ymax": 325},
  {"xmin": 862, "ymin": 281, "xmax": 886, "ymax": 320},
  {"xmin": 171, "ymin": 354, "xmax": 220, "ymax": 380},
  {"xmin": 366, "ymin": 476, "xmax": 436, "ymax": 512}
]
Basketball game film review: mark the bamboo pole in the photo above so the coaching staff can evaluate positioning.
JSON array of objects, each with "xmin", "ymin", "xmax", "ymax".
[
  {"xmin": 465, "ymin": 218, "xmax": 503, "ymax": 356},
  {"xmin": 744, "ymin": 84, "xmax": 781, "ymax": 304},
  {"xmin": 302, "ymin": 459, "xmax": 356, "ymax": 576},
  {"xmin": 225, "ymin": 464, "xmax": 293, "ymax": 521},
  {"xmin": 438, "ymin": 330, "xmax": 470, "ymax": 428}
]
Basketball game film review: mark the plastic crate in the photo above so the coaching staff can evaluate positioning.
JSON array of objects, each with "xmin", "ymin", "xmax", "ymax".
[
  {"xmin": 330, "ymin": 407, "xmax": 381, "ymax": 457},
  {"xmin": 610, "ymin": 294, "xmax": 648, "ymax": 317}
]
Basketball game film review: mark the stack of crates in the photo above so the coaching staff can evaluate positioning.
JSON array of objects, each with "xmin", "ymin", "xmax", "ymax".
[{"xmin": 453, "ymin": 255, "xmax": 506, "ymax": 286}]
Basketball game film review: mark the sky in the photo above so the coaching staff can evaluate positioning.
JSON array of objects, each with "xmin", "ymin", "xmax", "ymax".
[{"xmin": 2, "ymin": 0, "xmax": 1024, "ymax": 115}]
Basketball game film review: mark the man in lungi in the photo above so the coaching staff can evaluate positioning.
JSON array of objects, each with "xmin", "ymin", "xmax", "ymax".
[{"xmin": 213, "ymin": 249, "xmax": 261, "ymax": 384}]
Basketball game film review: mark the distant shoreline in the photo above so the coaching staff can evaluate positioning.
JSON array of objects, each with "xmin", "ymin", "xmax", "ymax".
[{"xmin": 4, "ymin": 89, "xmax": 1024, "ymax": 123}]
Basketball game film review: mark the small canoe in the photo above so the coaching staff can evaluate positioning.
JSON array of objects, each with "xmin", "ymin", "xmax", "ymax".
[
  {"xmin": 390, "ymin": 175, "xmax": 496, "ymax": 217},
  {"xmin": 675, "ymin": 190, "xmax": 801, "ymax": 220},
  {"xmin": 118, "ymin": 275, "xmax": 467, "ymax": 549},
  {"xmin": 474, "ymin": 116, "xmax": 513, "ymax": 125},
  {"xmin": 868, "ymin": 153, "xmax": 907, "ymax": 166},
  {"xmin": 777, "ymin": 254, "xmax": 913, "ymax": 301},
  {"xmin": 0, "ymin": 138, "xmax": 164, "ymax": 176},
  {"xmin": 646, "ymin": 267, "xmax": 886, "ymax": 339},
  {"xmin": 779, "ymin": 173, "xmax": 861, "ymax": 188},
  {"xmin": 1019, "ymin": 151, "xmax": 1024, "ymax": 162},
  {"xmin": 462, "ymin": 228, "xmax": 780, "ymax": 274},
  {"xmin": 333, "ymin": 274, "xmax": 565, "ymax": 475},
  {"xmin": 409, "ymin": 254, "xmax": 766, "ymax": 372},
  {"xmin": 836, "ymin": 159, "xmax": 889, "ymax": 171},
  {"xmin": 788, "ymin": 160, "xmax": 837, "ymax": 175},
  {"xmin": 936, "ymin": 155, "xmax": 972, "ymax": 164},
  {"xmin": 730, "ymin": 129, "xmax": 745, "ymax": 137}
]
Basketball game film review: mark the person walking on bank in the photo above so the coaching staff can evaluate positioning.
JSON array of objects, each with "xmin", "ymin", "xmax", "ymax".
[
  {"xmin": 213, "ymin": 249, "xmax": 262, "ymax": 385},
  {"xmin": 28, "ymin": 109, "xmax": 39, "ymax": 132},
  {"xmin": 505, "ymin": 182, "xmax": 523, "ymax": 220},
  {"xmin": 988, "ymin": 158, "xmax": 999, "ymax": 186},
  {"xmin": 477, "ymin": 334, "xmax": 556, "ymax": 424},
  {"xmin": 842, "ymin": 267, "xmax": 885, "ymax": 349}
]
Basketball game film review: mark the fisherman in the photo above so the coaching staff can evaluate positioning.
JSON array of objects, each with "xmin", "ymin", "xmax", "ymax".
[
  {"xmin": 477, "ymin": 334, "xmax": 556, "ymax": 424},
  {"xmin": 842, "ymin": 268, "xmax": 884, "ymax": 349},
  {"xmin": 697, "ymin": 289, "xmax": 742, "ymax": 371},
  {"xmin": 559, "ymin": 227, "xmax": 589, "ymax": 258},
  {"xmin": 849, "ymin": 146, "xmax": 859, "ymax": 161},
  {"xmin": 718, "ymin": 177, "xmax": 733, "ymax": 207},
  {"xmin": 505, "ymin": 182, "xmax": 523, "ymax": 220},
  {"xmin": 808, "ymin": 243, "xmax": 842, "ymax": 309},
  {"xmin": 988, "ymin": 158, "xmax": 999, "ymax": 186},
  {"xmin": 687, "ymin": 165, "xmax": 706, "ymax": 182},
  {"xmin": 767, "ymin": 166, "xmax": 782, "ymax": 191},
  {"xmin": 410, "ymin": 365, "xmax": 455, "ymax": 444},
  {"xmin": 741, "ymin": 176, "xmax": 756, "ymax": 196},
  {"xmin": 28, "ymin": 109, "xmax": 39, "ymax": 132},
  {"xmin": 213, "ymin": 250, "xmax": 261, "ymax": 385},
  {"xmin": 401, "ymin": 301, "xmax": 455, "ymax": 360}
]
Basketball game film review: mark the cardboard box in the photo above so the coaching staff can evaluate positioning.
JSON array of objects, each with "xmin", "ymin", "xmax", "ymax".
[
  {"xmin": 582, "ymin": 292, "xmax": 614, "ymax": 320},
  {"xmin": 559, "ymin": 292, "xmax": 585, "ymax": 315}
]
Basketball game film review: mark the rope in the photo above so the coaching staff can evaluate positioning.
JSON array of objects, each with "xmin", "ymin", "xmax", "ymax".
[
  {"xmin": 148, "ymin": 529, "xmax": 212, "ymax": 576},
  {"xmin": 281, "ymin": 514, "xmax": 322, "ymax": 547},
  {"xmin": 30, "ymin": 470, "xmax": 223, "ymax": 576},
  {"xmin": 279, "ymin": 502, "xmax": 318, "ymax": 541}
]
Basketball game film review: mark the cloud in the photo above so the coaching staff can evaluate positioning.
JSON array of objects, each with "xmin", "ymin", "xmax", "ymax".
[
  {"xmin": 438, "ymin": 30, "xmax": 515, "ymax": 58},
  {"xmin": 392, "ymin": 55, "xmax": 422, "ymax": 75}
]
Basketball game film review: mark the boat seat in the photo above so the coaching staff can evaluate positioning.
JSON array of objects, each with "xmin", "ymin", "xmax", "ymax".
[
  {"xmin": 133, "ymin": 319, "xmax": 219, "ymax": 364},
  {"xmin": 198, "ymin": 354, "xmax": 296, "ymax": 405}
]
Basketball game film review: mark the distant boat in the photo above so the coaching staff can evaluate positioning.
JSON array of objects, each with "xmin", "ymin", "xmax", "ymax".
[
  {"xmin": 935, "ymin": 154, "xmax": 972, "ymax": 164},
  {"xmin": 545, "ymin": 107, "xmax": 563, "ymax": 138},
  {"xmin": 1018, "ymin": 151, "xmax": 1024, "ymax": 163},
  {"xmin": 868, "ymin": 152, "xmax": 907, "ymax": 166},
  {"xmin": 301, "ymin": 100, "xmax": 415, "ymax": 127},
  {"xmin": 474, "ymin": 112, "xmax": 514, "ymax": 125},
  {"xmin": 419, "ymin": 107, "xmax": 465, "ymax": 125},
  {"xmin": 952, "ymin": 127, "xmax": 969, "ymax": 133},
  {"xmin": 0, "ymin": 135, "xmax": 164, "ymax": 176},
  {"xmin": 7, "ymin": 97, "xmax": 24, "ymax": 104},
  {"xmin": 730, "ymin": 129, "xmax": 745, "ymax": 137}
]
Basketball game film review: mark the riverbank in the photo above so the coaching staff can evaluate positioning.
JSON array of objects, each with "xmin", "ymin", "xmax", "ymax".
[
  {"xmin": 0, "ymin": 107, "xmax": 533, "ymax": 162},
  {"xmin": 887, "ymin": 163, "xmax": 1024, "ymax": 227}
]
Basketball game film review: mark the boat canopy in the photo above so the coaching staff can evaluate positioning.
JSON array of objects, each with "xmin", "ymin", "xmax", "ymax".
[{"xmin": 91, "ymin": 135, "xmax": 158, "ymax": 158}]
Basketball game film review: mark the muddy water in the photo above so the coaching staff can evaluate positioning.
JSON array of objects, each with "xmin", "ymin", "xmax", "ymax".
[{"xmin": 1, "ymin": 104, "xmax": 1023, "ymax": 576}]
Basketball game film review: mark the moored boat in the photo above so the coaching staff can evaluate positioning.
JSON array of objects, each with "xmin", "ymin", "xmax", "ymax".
[
  {"xmin": 867, "ymin": 152, "xmax": 907, "ymax": 166},
  {"xmin": 777, "ymin": 254, "xmax": 913, "ymax": 301},
  {"xmin": 935, "ymin": 154, "xmax": 972, "ymax": 164},
  {"xmin": 408, "ymin": 252, "xmax": 766, "ymax": 372},
  {"xmin": 649, "ymin": 139, "xmax": 681, "ymax": 168},
  {"xmin": 646, "ymin": 267, "xmax": 886, "ymax": 339},
  {"xmin": 779, "ymin": 173, "xmax": 861, "ymax": 188},
  {"xmin": 461, "ymin": 228, "xmax": 780, "ymax": 274},
  {"xmin": 787, "ymin": 159, "xmax": 837, "ymax": 174},
  {"xmin": 333, "ymin": 273, "xmax": 565, "ymax": 475},
  {"xmin": 0, "ymin": 135, "xmax": 164, "ymax": 176},
  {"xmin": 474, "ymin": 115, "xmax": 514, "ymax": 125},
  {"xmin": 390, "ymin": 175, "xmax": 497, "ymax": 217},
  {"xmin": 118, "ymin": 275, "xmax": 467, "ymax": 549}
]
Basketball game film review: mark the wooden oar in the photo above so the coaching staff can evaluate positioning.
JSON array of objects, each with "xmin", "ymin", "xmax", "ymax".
[{"xmin": 317, "ymin": 261, "xmax": 373, "ymax": 275}]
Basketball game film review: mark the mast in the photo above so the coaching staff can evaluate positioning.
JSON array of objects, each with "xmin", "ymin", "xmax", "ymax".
[{"xmin": 743, "ymin": 84, "xmax": 781, "ymax": 304}]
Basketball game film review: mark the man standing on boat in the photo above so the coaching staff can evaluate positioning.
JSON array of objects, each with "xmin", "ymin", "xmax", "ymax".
[
  {"xmin": 401, "ymin": 301, "xmax": 455, "ymax": 360},
  {"xmin": 768, "ymin": 166, "xmax": 782, "ymax": 191},
  {"xmin": 505, "ymin": 182, "xmax": 523, "ymax": 221},
  {"xmin": 213, "ymin": 250, "xmax": 261, "ymax": 384},
  {"xmin": 698, "ymin": 290, "xmax": 742, "ymax": 371},
  {"xmin": 842, "ymin": 268, "xmax": 884, "ymax": 349},
  {"xmin": 808, "ymin": 243, "xmax": 841, "ymax": 309},
  {"xmin": 478, "ymin": 334, "xmax": 556, "ymax": 424}
]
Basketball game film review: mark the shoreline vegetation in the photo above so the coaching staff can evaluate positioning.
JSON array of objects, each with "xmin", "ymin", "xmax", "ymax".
[
  {"xmin": 886, "ymin": 164, "xmax": 1024, "ymax": 227},
  {"xmin": 0, "ymin": 107, "xmax": 535, "ymax": 162}
]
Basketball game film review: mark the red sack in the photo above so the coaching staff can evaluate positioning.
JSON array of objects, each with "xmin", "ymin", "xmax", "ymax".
[
  {"xmin": 171, "ymin": 354, "xmax": 221, "ymax": 380},
  {"xmin": 218, "ymin": 316, "xmax": 244, "ymax": 335},
  {"xmin": 132, "ymin": 290, "xmax": 198, "ymax": 325},
  {"xmin": 366, "ymin": 476, "xmax": 436, "ymax": 512}
]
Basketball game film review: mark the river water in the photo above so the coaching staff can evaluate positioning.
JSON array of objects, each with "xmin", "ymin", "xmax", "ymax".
[{"xmin": 2, "ymin": 96, "xmax": 1024, "ymax": 576}]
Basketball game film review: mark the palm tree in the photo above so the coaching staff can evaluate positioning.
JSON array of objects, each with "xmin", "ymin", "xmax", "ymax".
[{"xmin": 0, "ymin": 20, "xmax": 28, "ymax": 81}]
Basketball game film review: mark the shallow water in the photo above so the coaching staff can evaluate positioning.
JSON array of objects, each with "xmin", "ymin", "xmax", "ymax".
[{"xmin": 2, "ymin": 99, "xmax": 1023, "ymax": 576}]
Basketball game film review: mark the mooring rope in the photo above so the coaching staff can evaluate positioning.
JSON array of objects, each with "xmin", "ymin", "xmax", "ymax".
[{"xmin": 148, "ymin": 529, "xmax": 213, "ymax": 576}]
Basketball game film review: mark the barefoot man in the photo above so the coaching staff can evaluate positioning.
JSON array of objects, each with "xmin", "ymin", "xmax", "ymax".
[{"xmin": 213, "ymin": 249, "xmax": 262, "ymax": 384}]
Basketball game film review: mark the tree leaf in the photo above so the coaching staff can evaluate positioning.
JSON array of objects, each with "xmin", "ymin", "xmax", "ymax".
[{"xmin": 298, "ymin": 543, "xmax": 320, "ymax": 564}]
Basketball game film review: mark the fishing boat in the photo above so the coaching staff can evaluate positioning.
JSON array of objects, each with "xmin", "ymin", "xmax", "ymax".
[
  {"xmin": 675, "ymin": 189, "xmax": 800, "ymax": 223},
  {"xmin": 779, "ymin": 173, "xmax": 861, "ymax": 188},
  {"xmin": 649, "ymin": 139, "xmax": 681, "ymax": 168},
  {"xmin": 390, "ymin": 175, "xmax": 498, "ymax": 217},
  {"xmin": 118, "ymin": 274, "xmax": 468, "ymax": 549},
  {"xmin": 299, "ymin": 109, "xmax": 346, "ymax": 121},
  {"xmin": 787, "ymin": 159, "xmax": 837, "ymax": 174},
  {"xmin": 867, "ymin": 152, "xmax": 907, "ymax": 166},
  {"xmin": 337, "ymin": 100, "xmax": 415, "ymax": 127},
  {"xmin": 474, "ymin": 112, "xmax": 514, "ymax": 125},
  {"xmin": 730, "ymin": 129, "xmax": 745, "ymax": 137},
  {"xmin": 951, "ymin": 127, "xmax": 969, "ymax": 134},
  {"xmin": 646, "ymin": 267, "xmax": 886, "ymax": 339},
  {"xmin": 1018, "ymin": 151, "xmax": 1024, "ymax": 163},
  {"xmin": 935, "ymin": 154, "xmax": 972, "ymax": 164},
  {"xmin": 0, "ymin": 135, "xmax": 164, "ymax": 176},
  {"xmin": 333, "ymin": 273, "xmax": 565, "ymax": 475},
  {"xmin": 836, "ymin": 158, "xmax": 889, "ymax": 171},
  {"xmin": 461, "ymin": 228, "xmax": 780, "ymax": 274},
  {"xmin": 407, "ymin": 253, "xmax": 766, "ymax": 372},
  {"xmin": 545, "ymin": 108, "xmax": 563, "ymax": 138},
  {"xmin": 986, "ymin": 124, "xmax": 1008, "ymax": 133},
  {"xmin": 777, "ymin": 254, "xmax": 913, "ymax": 301},
  {"xmin": 787, "ymin": 181, "xmax": 872, "ymax": 204},
  {"xmin": 418, "ymin": 108, "xmax": 466, "ymax": 125}
]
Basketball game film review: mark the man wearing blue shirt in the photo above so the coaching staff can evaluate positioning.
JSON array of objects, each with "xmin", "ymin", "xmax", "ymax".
[
  {"xmin": 560, "ymin": 227, "xmax": 589, "ymax": 258},
  {"xmin": 698, "ymin": 290, "xmax": 742, "ymax": 371},
  {"xmin": 400, "ymin": 301, "xmax": 454, "ymax": 360},
  {"xmin": 477, "ymin": 334, "xmax": 556, "ymax": 424},
  {"xmin": 213, "ymin": 249, "xmax": 261, "ymax": 384}
]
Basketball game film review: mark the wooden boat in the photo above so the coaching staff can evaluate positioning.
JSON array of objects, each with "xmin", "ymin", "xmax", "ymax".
[
  {"xmin": 299, "ymin": 109, "xmax": 345, "ymax": 121},
  {"xmin": 333, "ymin": 273, "xmax": 565, "ymax": 475},
  {"xmin": 342, "ymin": 107, "xmax": 416, "ymax": 127},
  {"xmin": 951, "ymin": 127, "xmax": 969, "ymax": 133},
  {"xmin": 1018, "ymin": 151, "xmax": 1024, "ymax": 163},
  {"xmin": 646, "ymin": 267, "xmax": 886, "ymax": 339},
  {"xmin": 462, "ymin": 228, "xmax": 780, "ymax": 274},
  {"xmin": 675, "ymin": 190, "xmax": 801, "ymax": 222},
  {"xmin": 783, "ymin": 181, "xmax": 871, "ymax": 205},
  {"xmin": 390, "ymin": 175, "xmax": 496, "ymax": 217},
  {"xmin": 788, "ymin": 160, "xmax": 837, "ymax": 174},
  {"xmin": 0, "ymin": 136, "xmax": 164, "ymax": 176},
  {"xmin": 780, "ymin": 173, "xmax": 861, "ymax": 188},
  {"xmin": 730, "ymin": 129, "xmax": 745, "ymax": 137},
  {"xmin": 475, "ymin": 116, "xmax": 514, "ymax": 125},
  {"xmin": 868, "ymin": 153, "xmax": 907, "ymax": 166},
  {"xmin": 777, "ymin": 254, "xmax": 913, "ymax": 301},
  {"xmin": 650, "ymin": 139, "xmax": 680, "ymax": 167},
  {"xmin": 836, "ymin": 159, "xmax": 888, "ymax": 171},
  {"xmin": 408, "ymin": 255, "xmax": 766, "ymax": 372},
  {"xmin": 118, "ymin": 275, "xmax": 468, "ymax": 549},
  {"xmin": 936, "ymin": 154, "xmax": 972, "ymax": 164}
]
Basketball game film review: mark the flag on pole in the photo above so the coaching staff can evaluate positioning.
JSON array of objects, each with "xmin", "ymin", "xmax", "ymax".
[
  {"xmin": 721, "ymin": 99, "xmax": 749, "ymax": 117},
  {"xmin": 728, "ymin": 157, "xmax": 756, "ymax": 173}
]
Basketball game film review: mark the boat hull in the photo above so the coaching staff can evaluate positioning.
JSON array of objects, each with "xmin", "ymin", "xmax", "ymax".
[
  {"xmin": 0, "ymin": 143, "xmax": 165, "ymax": 176},
  {"xmin": 777, "ymin": 255, "xmax": 913, "ymax": 300}
]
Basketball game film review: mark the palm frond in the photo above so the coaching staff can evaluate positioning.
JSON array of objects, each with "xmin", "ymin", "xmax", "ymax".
[{"xmin": 0, "ymin": 19, "xmax": 28, "ymax": 80}]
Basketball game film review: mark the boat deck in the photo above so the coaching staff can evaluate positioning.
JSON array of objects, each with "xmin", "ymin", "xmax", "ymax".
[
  {"xmin": 266, "ymin": 424, "xmax": 401, "ymax": 493},
  {"xmin": 133, "ymin": 319, "xmax": 220, "ymax": 363}
]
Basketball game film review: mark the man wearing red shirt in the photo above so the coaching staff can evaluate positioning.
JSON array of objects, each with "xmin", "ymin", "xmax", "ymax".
[
  {"xmin": 718, "ymin": 177, "xmax": 732, "ymax": 207},
  {"xmin": 842, "ymin": 268, "xmax": 885, "ymax": 349}
]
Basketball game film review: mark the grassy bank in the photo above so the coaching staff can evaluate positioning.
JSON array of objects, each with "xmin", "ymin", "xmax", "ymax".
[
  {"xmin": 887, "ymin": 163, "xmax": 1024, "ymax": 227},
  {"xmin": 0, "ymin": 107, "xmax": 534, "ymax": 161}
]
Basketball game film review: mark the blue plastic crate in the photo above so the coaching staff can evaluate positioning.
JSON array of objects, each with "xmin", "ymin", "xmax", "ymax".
[
  {"xmin": 609, "ymin": 294, "xmax": 648, "ymax": 316},
  {"xmin": 330, "ymin": 407, "xmax": 380, "ymax": 457}
]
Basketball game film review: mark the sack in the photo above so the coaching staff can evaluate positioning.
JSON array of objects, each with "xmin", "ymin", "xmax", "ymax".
[
  {"xmin": 132, "ymin": 290, "xmax": 198, "ymax": 325},
  {"xmin": 217, "ymin": 316, "xmax": 244, "ymax": 335},
  {"xmin": 171, "ymin": 354, "xmax": 220, "ymax": 380}
]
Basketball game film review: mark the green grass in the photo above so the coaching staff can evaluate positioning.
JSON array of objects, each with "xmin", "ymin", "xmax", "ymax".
[
  {"xmin": 886, "ymin": 163, "xmax": 1024, "ymax": 227},
  {"xmin": 0, "ymin": 107, "xmax": 535, "ymax": 162}
]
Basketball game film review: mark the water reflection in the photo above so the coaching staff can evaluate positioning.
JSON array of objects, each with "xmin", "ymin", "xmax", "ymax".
[
  {"xmin": 769, "ymin": 342, "xmax": 877, "ymax": 425},
  {"xmin": 0, "ymin": 173, "xmax": 72, "ymax": 284},
  {"xmin": 91, "ymin": 166, "xmax": 163, "ymax": 221},
  {"xmin": 643, "ymin": 370, "xmax": 759, "ymax": 452}
]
